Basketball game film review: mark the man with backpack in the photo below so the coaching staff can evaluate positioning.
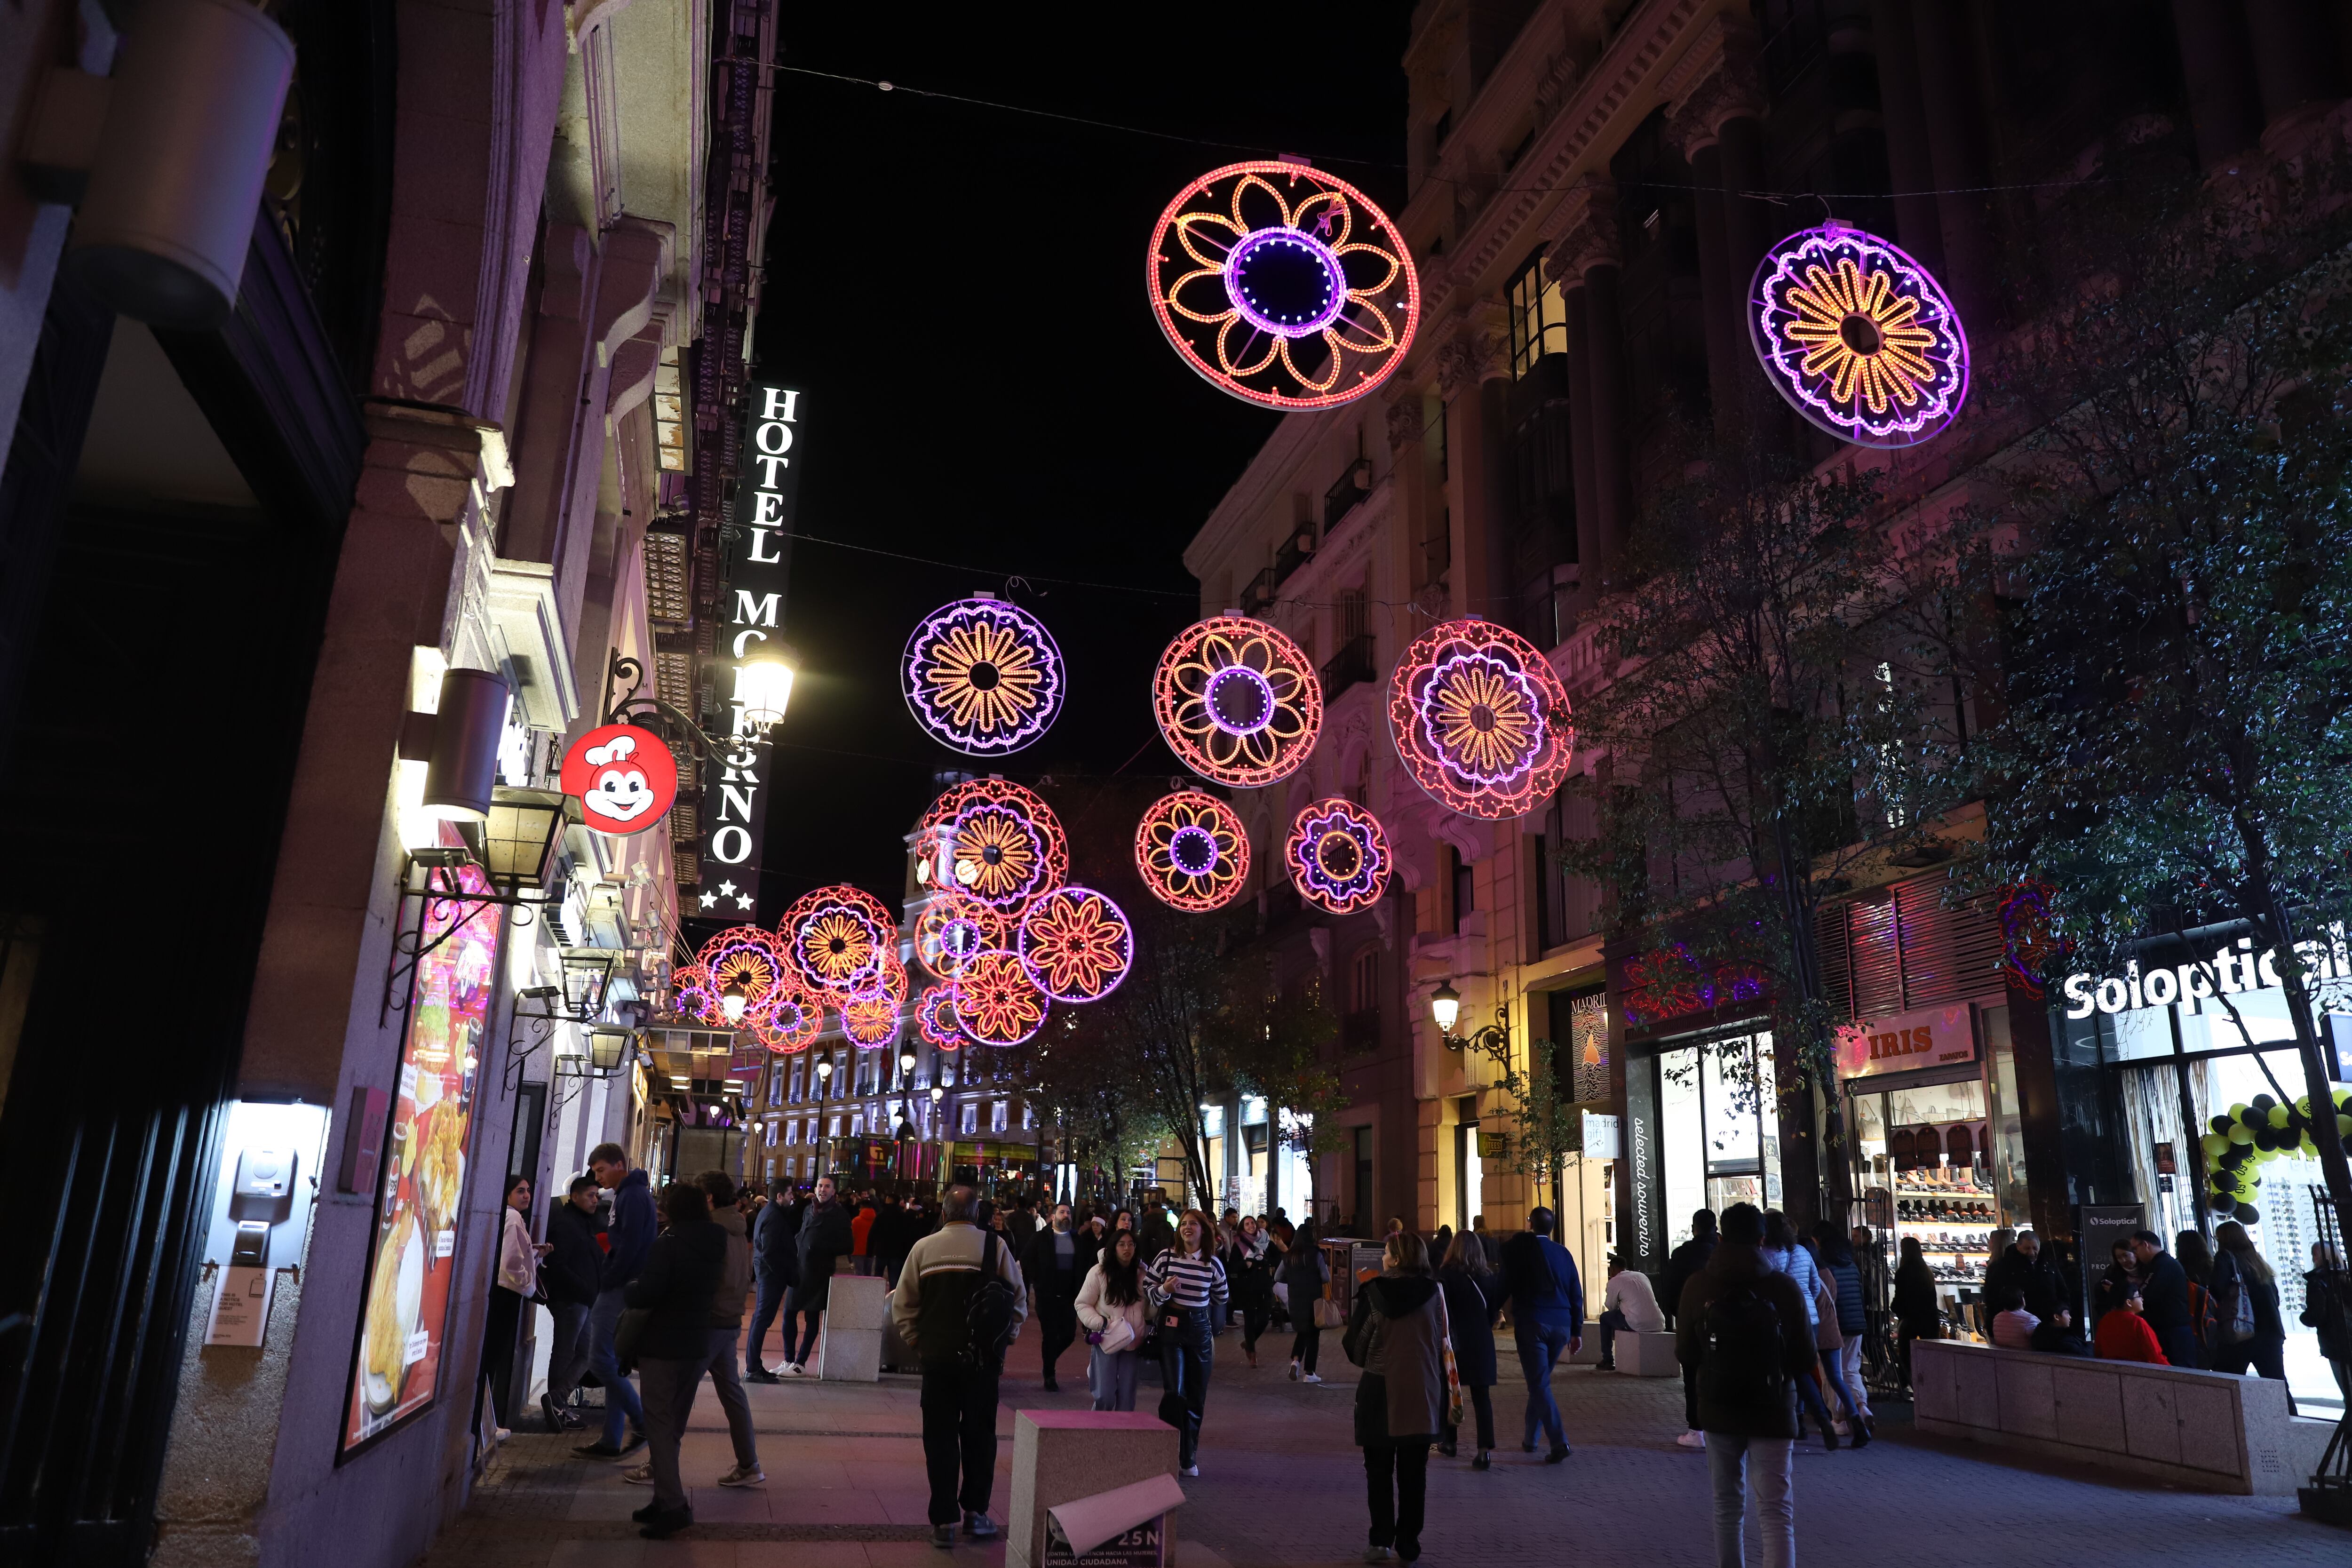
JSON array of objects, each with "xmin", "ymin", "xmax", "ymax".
[
  {"xmin": 1675, "ymin": 1202, "xmax": 1816, "ymax": 1568},
  {"xmin": 892, "ymin": 1184, "xmax": 1027, "ymax": 1549}
]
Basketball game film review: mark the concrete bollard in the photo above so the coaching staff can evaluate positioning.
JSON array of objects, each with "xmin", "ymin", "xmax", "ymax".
[
  {"xmin": 1007, "ymin": 1409, "xmax": 1179, "ymax": 1568},
  {"xmin": 818, "ymin": 1274, "xmax": 886, "ymax": 1382}
]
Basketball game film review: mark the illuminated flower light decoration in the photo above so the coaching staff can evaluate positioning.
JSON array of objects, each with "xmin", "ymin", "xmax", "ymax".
[
  {"xmin": 842, "ymin": 990, "xmax": 904, "ymax": 1050},
  {"xmin": 1285, "ymin": 797, "xmax": 1391, "ymax": 916},
  {"xmin": 952, "ymin": 949, "xmax": 1049, "ymax": 1046},
  {"xmin": 901, "ymin": 595, "xmax": 1064, "ymax": 755},
  {"xmin": 670, "ymin": 962, "xmax": 717, "ymax": 1025},
  {"xmin": 1749, "ymin": 221, "xmax": 1968, "ymax": 448},
  {"xmin": 1133, "ymin": 789, "xmax": 1251, "ymax": 913},
  {"xmin": 693, "ymin": 927, "xmax": 791, "ymax": 1025},
  {"xmin": 778, "ymin": 884, "xmax": 898, "ymax": 995},
  {"xmin": 917, "ymin": 778, "xmax": 1069, "ymax": 913},
  {"xmin": 850, "ymin": 947, "xmax": 908, "ymax": 1004},
  {"xmin": 1017, "ymin": 886, "xmax": 1134, "ymax": 1004},
  {"xmin": 750, "ymin": 982, "xmax": 823, "ymax": 1055},
  {"xmin": 1152, "ymin": 616, "xmax": 1322, "ymax": 788},
  {"xmin": 1387, "ymin": 618, "xmax": 1574, "ymax": 820},
  {"xmin": 1148, "ymin": 160, "xmax": 1421, "ymax": 411},
  {"xmin": 914, "ymin": 984, "xmax": 967, "ymax": 1051},
  {"xmin": 914, "ymin": 890, "xmax": 1005, "ymax": 980}
]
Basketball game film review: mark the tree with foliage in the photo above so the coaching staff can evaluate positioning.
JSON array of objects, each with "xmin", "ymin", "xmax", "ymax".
[
  {"xmin": 1965, "ymin": 146, "xmax": 2352, "ymax": 1252},
  {"xmin": 1557, "ymin": 458, "xmax": 1966, "ymax": 1224},
  {"xmin": 1213, "ymin": 951, "xmax": 1349, "ymax": 1217},
  {"xmin": 1493, "ymin": 1035, "xmax": 1581, "ymax": 1206}
]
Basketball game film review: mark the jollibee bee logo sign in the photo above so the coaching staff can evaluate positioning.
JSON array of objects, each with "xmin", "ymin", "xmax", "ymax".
[{"xmin": 559, "ymin": 724, "xmax": 678, "ymax": 836}]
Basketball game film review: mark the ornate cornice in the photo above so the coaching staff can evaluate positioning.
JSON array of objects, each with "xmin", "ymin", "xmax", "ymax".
[
  {"xmin": 1434, "ymin": 302, "xmax": 1511, "ymax": 395},
  {"xmin": 1386, "ymin": 397, "xmax": 1423, "ymax": 451},
  {"xmin": 1543, "ymin": 176, "xmax": 1622, "ymax": 282},
  {"xmin": 1661, "ymin": 13, "xmax": 1764, "ymax": 156}
]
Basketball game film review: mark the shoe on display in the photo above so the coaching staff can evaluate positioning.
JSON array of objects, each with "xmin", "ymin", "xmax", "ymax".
[
  {"xmin": 639, "ymin": 1505, "xmax": 691, "ymax": 1541},
  {"xmin": 1675, "ymin": 1430, "xmax": 1707, "ymax": 1450},
  {"xmin": 964, "ymin": 1512, "xmax": 1001, "ymax": 1540},
  {"xmin": 932, "ymin": 1525, "xmax": 957, "ymax": 1551},
  {"xmin": 622, "ymin": 1463, "xmax": 653, "ymax": 1485},
  {"xmin": 718, "ymin": 1464, "xmax": 766, "ymax": 1487}
]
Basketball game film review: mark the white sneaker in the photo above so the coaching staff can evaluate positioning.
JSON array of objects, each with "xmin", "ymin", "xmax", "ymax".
[
  {"xmin": 1302, "ymin": 1372, "xmax": 1323, "ymax": 1384},
  {"xmin": 1675, "ymin": 1430, "xmax": 1707, "ymax": 1450},
  {"xmin": 493, "ymin": 1426, "xmax": 511, "ymax": 1444},
  {"xmin": 1181, "ymin": 1464, "xmax": 1200, "ymax": 1477},
  {"xmin": 783, "ymin": 1362, "xmax": 803, "ymax": 1377},
  {"xmin": 1288, "ymin": 1360, "xmax": 1301, "ymax": 1381}
]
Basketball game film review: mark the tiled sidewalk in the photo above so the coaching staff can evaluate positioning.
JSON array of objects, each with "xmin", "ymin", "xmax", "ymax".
[{"xmin": 419, "ymin": 1312, "xmax": 2347, "ymax": 1568}]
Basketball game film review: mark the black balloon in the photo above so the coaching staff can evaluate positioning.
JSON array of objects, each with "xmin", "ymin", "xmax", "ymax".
[
  {"xmin": 2210, "ymin": 1193, "xmax": 2236, "ymax": 1213},
  {"xmin": 2211, "ymin": 1114, "xmax": 2234, "ymax": 1135},
  {"xmin": 2233, "ymin": 1203, "xmax": 2259, "ymax": 1224}
]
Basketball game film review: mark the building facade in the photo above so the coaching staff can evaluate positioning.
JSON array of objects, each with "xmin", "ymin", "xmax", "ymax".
[
  {"xmin": 0, "ymin": 1, "xmax": 780, "ymax": 1561},
  {"xmin": 1185, "ymin": 0, "xmax": 2352, "ymax": 1372}
]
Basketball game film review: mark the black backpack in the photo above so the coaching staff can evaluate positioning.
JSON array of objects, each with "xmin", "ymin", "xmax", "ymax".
[
  {"xmin": 963, "ymin": 1230, "xmax": 1019, "ymax": 1368},
  {"xmin": 1699, "ymin": 1278, "xmax": 1789, "ymax": 1412}
]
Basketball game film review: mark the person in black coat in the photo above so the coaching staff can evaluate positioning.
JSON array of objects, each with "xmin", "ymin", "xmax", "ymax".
[
  {"xmin": 1435, "ymin": 1229, "xmax": 1501, "ymax": 1468},
  {"xmin": 540, "ymin": 1175, "xmax": 605, "ymax": 1430},
  {"xmin": 745, "ymin": 1179, "xmax": 802, "ymax": 1382},
  {"xmin": 777, "ymin": 1177, "xmax": 852, "ymax": 1374},
  {"xmin": 2128, "ymin": 1231, "xmax": 2199, "ymax": 1369},
  {"xmin": 1658, "ymin": 1209, "xmax": 1718, "ymax": 1447},
  {"xmin": 628, "ymin": 1181, "xmax": 727, "ymax": 1539},
  {"xmin": 1674, "ymin": 1203, "xmax": 1815, "ymax": 1563},
  {"xmin": 1982, "ymin": 1233, "xmax": 2071, "ymax": 1324},
  {"xmin": 1024, "ymin": 1201, "xmax": 1093, "ymax": 1392}
]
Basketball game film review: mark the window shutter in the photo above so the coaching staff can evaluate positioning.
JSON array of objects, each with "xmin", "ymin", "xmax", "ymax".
[{"xmin": 1846, "ymin": 893, "xmax": 1904, "ymax": 1019}]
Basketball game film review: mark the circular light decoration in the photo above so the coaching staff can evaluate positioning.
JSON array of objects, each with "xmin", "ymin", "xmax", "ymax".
[
  {"xmin": 1388, "ymin": 618, "xmax": 1574, "ymax": 820},
  {"xmin": 917, "ymin": 778, "xmax": 1069, "ymax": 912},
  {"xmin": 670, "ymin": 962, "xmax": 717, "ymax": 1025},
  {"xmin": 914, "ymin": 891, "xmax": 1005, "ymax": 980},
  {"xmin": 850, "ymin": 947, "xmax": 909, "ymax": 1005},
  {"xmin": 750, "ymin": 982, "xmax": 823, "ymax": 1055},
  {"xmin": 901, "ymin": 596, "xmax": 1065, "ymax": 755},
  {"xmin": 1134, "ymin": 790, "xmax": 1251, "ymax": 912},
  {"xmin": 1148, "ymin": 160, "xmax": 1420, "ymax": 411},
  {"xmin": 558, "ymin": 723, "xmax": 680, "ymax": 836},
  {"xmin": 1017, "ymin": 886, "xmax": 1134, "ymax": 1004},
  {"xmin": 694, "ymin": 926, "xmax": 791, "ymax": 1021},
  {"xmin": 914, "ymin": 985, "xmax": 967, "ymax": 1051},
  {"xmin": 952, "ymin": 949, "xmax": 1049, "ymax": 1046},
  {"xmin": 778, "ymin": 884, "xmax": 898, "ymax": 995},
  {"xmin": 1749, "ymin": 221, "xmax": 1968, "ymax": 448},
  {"xmin": 1152, "ymin": 616, "xmax": 1323, "ymax": 787},
  {"xmin": 1285, "ymin": 797, "xmax": 1391, "ymax": 915},
  {"xmin": 842, "ymin": 991, "xmax": 902, "ymax": 1050}
]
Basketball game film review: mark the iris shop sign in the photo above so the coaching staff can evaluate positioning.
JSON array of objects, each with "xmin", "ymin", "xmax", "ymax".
[
  {"xmin": 694, "ymin": 383, "xmax": 803, "ymax": 919},
  {"xmin": 2058, "ymin": 927, "xmax": 2352, "ymax": 1019},
  {"xmin": 1833, "ymin": 1002, "xmax": 1977, "ymax": 1080}
]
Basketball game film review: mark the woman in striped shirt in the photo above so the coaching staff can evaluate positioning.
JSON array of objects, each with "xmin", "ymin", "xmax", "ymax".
[{"xmin": 1146, "ymin": 1209, "xmax": 1228, "ymax": 1476}]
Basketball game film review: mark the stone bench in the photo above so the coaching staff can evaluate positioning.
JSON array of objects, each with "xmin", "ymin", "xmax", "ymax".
[
  {"xmin": 818, "ymin": 1274, "xmax": 886, "ymax": 1382},
  {"xmin": 1910, "ymin": 1337, "xmax": 2333, "ymax": 1495},
  {"xmin": 1007, "ymin": 1410, "xmax": 1180, "ymax": 1568},
  {"xmin": 1621, "ymin": 1329, "xmax": 1680, "ymax": 1377}
]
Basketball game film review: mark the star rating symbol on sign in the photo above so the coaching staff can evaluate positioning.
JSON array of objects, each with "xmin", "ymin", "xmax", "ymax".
[
  {"xmin": 719, "ymin": 879, "xmax": 740, "ymax": 897},
  {"xmin": 699, "ymin": 890, "xmax": 718, "ymax": 909},
  {"xmin": 735, "ymin": 893, "xmax": 755, "ymax": 911}
]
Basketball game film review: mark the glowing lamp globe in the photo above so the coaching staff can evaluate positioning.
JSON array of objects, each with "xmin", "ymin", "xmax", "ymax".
[
  {"xmin": 733, "ymin": 647, "xmax": 799, "ymax": 730},
  {"xmin": 1430, "ymin": 982, "xmax": 1461, "ymax": 1034},
  {"xmin": 1749, "ymin": 221, "xmax": 1968, "ymax": 448}
]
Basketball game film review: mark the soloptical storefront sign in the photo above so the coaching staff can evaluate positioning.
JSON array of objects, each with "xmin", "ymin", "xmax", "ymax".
[
  {"xmin": 559, "ymin": 723, "xmax": 678, "ymax": 836},
  {"xmin": 695, "ymin": 382, "xmax": 802, "ymax": 918},
  {"xmin": 1833, "ymin": 1001, "xmax": 1977, "ymax": 1080}
]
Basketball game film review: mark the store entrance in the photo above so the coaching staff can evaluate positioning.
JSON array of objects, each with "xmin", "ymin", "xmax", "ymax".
[{"xmin": 1849, "ymin": 1070, "xmax": 2002, "ymax": 1333}]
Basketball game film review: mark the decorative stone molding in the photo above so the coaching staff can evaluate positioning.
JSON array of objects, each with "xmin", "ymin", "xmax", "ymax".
[
  {"xmin": 1387, "ymin": 397, "xmax": 1424, "ymax": 450},
  {"xmin": 1661, "ymin": 13, "xmax": 1764, "ymax": 154},
  {"xmin": 1543, "ymin": 176, "xmax": 1622, "ymax": 283},
  {"xmin": 1434, "ymin": 304, "xmax": 1509, "ymax": 396}
]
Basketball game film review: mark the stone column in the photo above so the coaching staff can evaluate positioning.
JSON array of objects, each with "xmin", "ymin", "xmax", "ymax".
[
  {"xmin": 1676, "ymin": 133, "xmax": 1744, "ymax": 443},
  {"xmin": 2241, "ymin": 0, "xmax": 2344, "ymax": 143},
  {"xmin": 2169, "ymin": 0, "xmax": 2265, "ymax": 166},
  {"xmin": 1909, "ymin": 0, "xmax": 2000, "ymax": 325},
  {"xmin": 1869, "ymin": 0, "xmax": 1947, "ymax": 274},
  {"xmin": 1435, "ymin": 307, "xmax": 1511, "ymax": 622},
  {"xmin": 1558, "ymin": 277, "xmax": 1600, "ymax": 596},
  {"xmin": 1547, "ymin": 181, "xmax": 1631, "ymax": 573}
]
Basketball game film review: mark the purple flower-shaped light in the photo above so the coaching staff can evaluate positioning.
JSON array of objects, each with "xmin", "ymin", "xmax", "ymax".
[
  {"xmin": 1017, "ymin": 886, "xmax": 1134, "ymax": 1003},
  {"xmin": 1749, "ymin": 222, "xmax": 1968, "ymax": 449},
  {"xmin": 1285, "ymin": 797, "xmax": 1391, "ymax": 915},
  {"xmin": 1388, "ymin": 618, "xmax": 1574, "ymax": 820},
  {"xmin": 901, "ymin": 596, "xmax": 1063, "ymax": 755}
]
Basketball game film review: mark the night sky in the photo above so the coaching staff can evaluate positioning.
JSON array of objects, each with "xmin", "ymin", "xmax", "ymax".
[{"xmin": 749, "ymin": 5, "xmax": 1414, "ymax": 909}]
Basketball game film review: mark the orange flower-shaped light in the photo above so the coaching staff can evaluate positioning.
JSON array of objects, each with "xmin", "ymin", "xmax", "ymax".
[
  {"xmin": 694, "ymin": 927, "xmax": 790, "ymax": 1022},
  {"xmin": 1750, "ymin": 223, "xmax": 1967, "ymax": 448},
  {"xmin": 914, "ymin": 890, "xmax": 1005, "ymax": 980},
  {"xmin": 901, "ymin": 596, "xmax": 1064, "ymax": 755},
  {"xmin": 952, "ymin": 949, "xmax": 1049, "ymax": 1046},
  {"xmin": 1153, "ymin": 615, "xmax": 1322, "ymax": 787},
  {"xmin": 915, "ymin": 984, "xmax": 967, "ymax": 1050},
  {"xmin": 750, "ymin": 982, "xmax": 823, "ymax": 1054},
  {"xmin": 842, "ymin": 991, "xmax": 902, "ymax": 1049},
  {"xmin": 1017, "ymin": 887, "xmax": 1133, "ymax": 1003},
  {"xmin": 1388, "ymin": 618, "xmax": 1573, "ymax": 820},
  {"xmin": 1149, "ymin": 161, "xmax": 1420, "ymax": 411},
  {"xmin": 1134, "ymin": 790, "xmax": 1250, "ymax": 912},
  {"xmin": 778, "ymin": 885, "xmax": 898, "ymax": 995},
  {"xmin": 917, "ymin": 778, "xmax": 1068, "ymax": 912}
]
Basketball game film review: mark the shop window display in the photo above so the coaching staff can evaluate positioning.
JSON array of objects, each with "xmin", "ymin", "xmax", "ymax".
[
  {"xmin": 1655, "ymin": 1032, "xmax": 1780, "ymax": 1250},
  {"xmin": 1851, "ymin": 1077, "xmax": 1997, "ymax": 1324}
]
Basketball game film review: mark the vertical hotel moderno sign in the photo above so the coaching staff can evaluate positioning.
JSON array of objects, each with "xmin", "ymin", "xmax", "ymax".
[{"xmin": 695, "ymin": 383, "xmax": 801, "ymax": 918}]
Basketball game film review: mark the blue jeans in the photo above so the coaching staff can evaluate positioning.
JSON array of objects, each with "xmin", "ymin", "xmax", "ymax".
[
  {"xmin": 588, "ymin": 1285, "xmax": 645, "ymax": 1444},
  {"xmin": 1516, "ymin": 1321, "xmax": 1573, "ymax": 1449},
  {"xmin": 748, "ymin": 1274, "xmax": 787, "ymax": 1367},
  {"xmin": 1597, "ymin": 1306, "xmax": 1631, "ymax": 1366}
]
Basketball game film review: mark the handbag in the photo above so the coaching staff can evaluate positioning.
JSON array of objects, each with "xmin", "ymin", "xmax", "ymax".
[
  {"xmin": 612, "ymin": 1305, "xmax": 653, "ymax": 1374},
  {"xmin": 1434, "ymin": 1288, "xmax": 1464, "ymax": 1431},
  {"xmin": 1096, "ymin": 1315, "xmax": 1137, "ymax": 1356},
  {"xmin": 1813, "ymin": 1280, "xmax": 1843, "ymax": 1352}
]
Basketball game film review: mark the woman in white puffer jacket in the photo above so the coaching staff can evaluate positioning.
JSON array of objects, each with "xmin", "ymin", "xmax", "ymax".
[{"xmin": 1076, "ymin": 1230, "xmax": 1151, "ymax": 1411}]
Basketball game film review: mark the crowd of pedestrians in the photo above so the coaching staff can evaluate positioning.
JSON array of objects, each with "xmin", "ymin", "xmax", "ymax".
[{"xmin": 476, "ymin": 1164, "xmax": 2352, "ymax": 1562}]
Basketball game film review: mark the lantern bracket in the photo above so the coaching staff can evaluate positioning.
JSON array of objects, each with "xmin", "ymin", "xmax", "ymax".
[{"xmin": 603, "ymin": 652, "xmax": 766, "ymax": 762}]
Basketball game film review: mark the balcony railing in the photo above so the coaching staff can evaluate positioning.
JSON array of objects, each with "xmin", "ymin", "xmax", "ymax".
[
  {"xmin": 1320, "ymin": 632, "xmax": 1377, "ymax": 701},
  {"xmin": 1273, "ymin": 523, "xmax": 1316, "ymax": 588},
  {"xmin": 1324, "ymin": 459, "xmax": 1374, "ymax": 528},
  {"xmin": 1239, "ymin": 565, "xmax": 1279, "ymax": 615}
]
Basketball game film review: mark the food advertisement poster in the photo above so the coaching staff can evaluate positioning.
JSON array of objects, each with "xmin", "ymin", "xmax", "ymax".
[{"xmin": 341, "ymin": 856, "xmax": 501, "ymax": 1455}]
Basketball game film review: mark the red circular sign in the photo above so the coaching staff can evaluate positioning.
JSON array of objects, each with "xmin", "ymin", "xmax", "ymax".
[{"xmin": 559, "ymin": 723, "xmax": 678, "ymax": 836}]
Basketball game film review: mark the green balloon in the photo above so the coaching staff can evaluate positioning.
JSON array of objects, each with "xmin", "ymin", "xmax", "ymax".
[
  {"xmin": 2202, "ymin": 1132, "xmax": 2230, "ymax": 1159},
  {"xmin": 2268, "ymin": 1105, "xmax": 2292, "ymax": 1128},
  {"xmin": 2228, "ymin": 1123, "xmax": 2253, "ymax": 1144}
]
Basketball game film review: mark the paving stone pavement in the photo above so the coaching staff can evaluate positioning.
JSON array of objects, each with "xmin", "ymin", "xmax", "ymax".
[{"xmin": 418, "ymin": 1307, "xmax": 2349, "ymax": 1568}]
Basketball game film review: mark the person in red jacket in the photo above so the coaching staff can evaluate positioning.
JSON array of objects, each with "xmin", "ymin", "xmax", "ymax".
[
  {"xmin": 850, "ymin": 1194, "xmax": 878, "ymax": 1274},
  {"xmin": 2093, "ymin": 1285, "xmax": 2170, "ymax": 1365}
]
